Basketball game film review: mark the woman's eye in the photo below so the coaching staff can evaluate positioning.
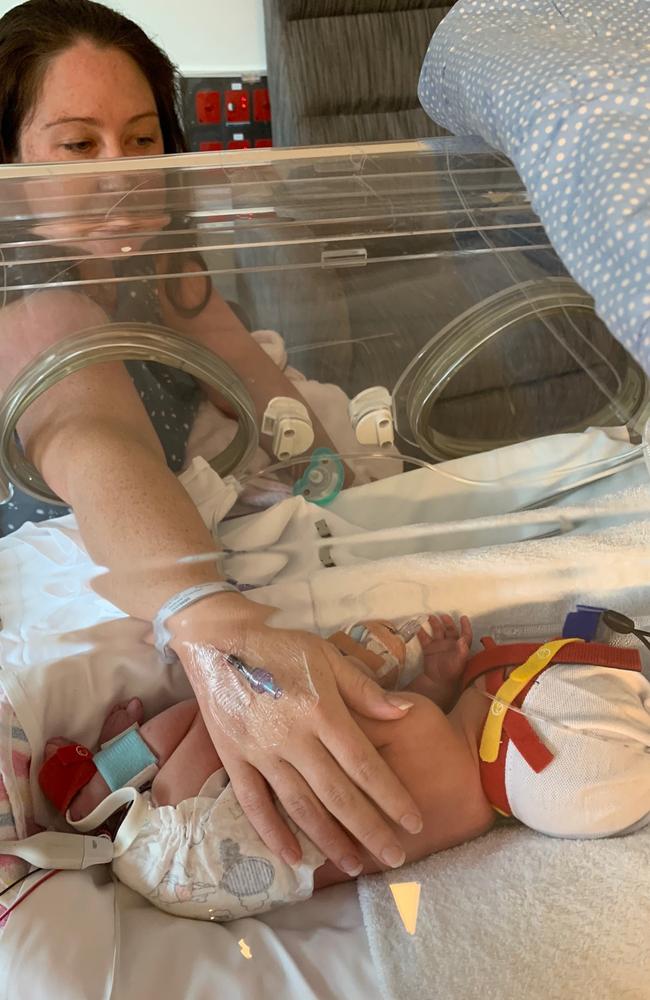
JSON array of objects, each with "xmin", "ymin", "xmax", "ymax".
[
  {"xmin": 135, "ymin": 136, "xmax": 156, "ymax": 147},
  {"xmin": 62, "ymin": 140, "xmax": 94, "ymax": 153}
]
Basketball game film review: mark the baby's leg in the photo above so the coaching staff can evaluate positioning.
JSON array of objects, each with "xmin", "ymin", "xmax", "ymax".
[
  {"xmin": 314, "ymin": 693, "xmax": 494, "ymax": 889},
  {"xmin": 68, "ymin": 699, "xmax": 219, "ymax": 820},
  {"xmin": 149, "ymin": 707, "xmax": 221, "ymax": 807}
]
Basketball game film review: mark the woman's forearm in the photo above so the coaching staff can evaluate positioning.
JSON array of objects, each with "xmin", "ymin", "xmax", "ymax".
[
  {"xmin": 160, "ymin": 282, "xmax": 344, "ymax": 464},
  {"xmin": 20, "ymin": 360, "xmax": 233, "ymax": 621},
  {"xmin": 59, "ymin": 426, "xmax": 224, "ymax": 619},
  {"xmin": 0, "ymin": 291, "xmax": 228, "ymax": 618}
]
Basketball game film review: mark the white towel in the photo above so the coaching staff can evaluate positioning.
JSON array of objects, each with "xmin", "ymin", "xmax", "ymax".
[
  {"xmin": 345, "ymin": 491, "xmax": 650, "ymax": 1000},
  {"xmin": 357, "ymin": 823, "xmax": 650, "ymax": 1000}
]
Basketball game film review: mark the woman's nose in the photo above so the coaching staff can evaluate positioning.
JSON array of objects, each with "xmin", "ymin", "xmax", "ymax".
[{"xmin": 100, "ymin": 135, "xmax": 129, "ymax": 161}]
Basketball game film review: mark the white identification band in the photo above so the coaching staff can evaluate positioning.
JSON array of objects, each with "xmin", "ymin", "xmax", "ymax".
[{"xmin": 153, "ymin": 581, "xmax": 240, "ymax": 663}]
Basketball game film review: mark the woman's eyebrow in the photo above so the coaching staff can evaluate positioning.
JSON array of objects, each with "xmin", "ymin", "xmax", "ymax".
[
  {"xmin": 126, "ymin": 112, "xmax": 160, "ymax": 125},
  {"xmin": 43, "ymin": 111, "xmax": 159, "ymax": 129}
]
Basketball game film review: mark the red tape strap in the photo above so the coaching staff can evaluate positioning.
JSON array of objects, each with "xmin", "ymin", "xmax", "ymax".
[{"xmin": 39, "ymin": 743, "xmax": 97, "ymax": 813}]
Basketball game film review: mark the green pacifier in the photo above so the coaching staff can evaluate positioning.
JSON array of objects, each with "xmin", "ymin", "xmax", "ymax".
[{"xmin": 293, "ymin": 449, "xmax": 345, "ymax": 506}]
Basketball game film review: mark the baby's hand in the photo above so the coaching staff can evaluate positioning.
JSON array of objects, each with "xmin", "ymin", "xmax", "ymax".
[{"xmin": 413, "ymin": 614, "xmax": 472, "ymax": 711}]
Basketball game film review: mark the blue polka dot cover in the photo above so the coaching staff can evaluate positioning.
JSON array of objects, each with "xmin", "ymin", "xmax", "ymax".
[{"xmin": 418, "ymin": 0, "xmax": 650, "ymax": 373}]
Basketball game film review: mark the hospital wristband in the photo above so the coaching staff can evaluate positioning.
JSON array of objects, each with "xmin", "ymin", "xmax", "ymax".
[{"xmin": 153, "ymin": 581, "xmax": 241, "ymax": 663}]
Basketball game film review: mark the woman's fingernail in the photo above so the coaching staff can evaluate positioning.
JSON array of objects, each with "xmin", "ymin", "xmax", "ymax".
[
  {"xmin": 382, "ymin": 845, "xmax": 406, "ymax": 869},
  {"xmin": 401, "ymin": 813, "xmax": 423, "ymax": 835},
  {"xmin": 281, "ymin": 848, "xmax": 301, "ymax": 868},
  {"xmin": 385, "ymin": 695, "xmax": 414, "ymax": 711},
  {"xmin": 340, "ymin": 855, "xmax": 363, "ymax": 877}
]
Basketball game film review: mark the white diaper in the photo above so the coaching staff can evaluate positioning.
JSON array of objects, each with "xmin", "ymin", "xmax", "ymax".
[{"xmin": 71, "ymin": 770, "xmax": 325, "ymax": 921}]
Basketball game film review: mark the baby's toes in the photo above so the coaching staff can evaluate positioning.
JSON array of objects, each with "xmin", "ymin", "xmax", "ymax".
[
  {"xmin": 43, "ymin": 737, "xmax": 69, "ymax": 758},
  {"xmin": 97, "ymin": 698, "xmax": 144, "ymax": 745}
]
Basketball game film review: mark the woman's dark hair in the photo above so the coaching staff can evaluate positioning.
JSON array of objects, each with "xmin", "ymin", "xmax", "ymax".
[{"xmin": 0, "ymin": 0, "xmax": 187, "ymax": 162}]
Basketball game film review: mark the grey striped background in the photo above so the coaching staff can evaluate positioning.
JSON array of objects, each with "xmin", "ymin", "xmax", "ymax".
[{"xmin": 264, "ymin": 1, "xmax": 456, "ymax": 146}]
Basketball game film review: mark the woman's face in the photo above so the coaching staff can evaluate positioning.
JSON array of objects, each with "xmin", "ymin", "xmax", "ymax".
[
  {"xmin": 16, "ymin": 40, "xmax": 169, "ymax": 255},
  {"xmin": 18, "ymin": 39, "xmax": 165, "ymax": 163}
]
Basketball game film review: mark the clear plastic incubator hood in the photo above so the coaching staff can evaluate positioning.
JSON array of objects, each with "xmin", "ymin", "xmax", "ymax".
[
  {"xmin": 0, "ymin": 136, "xmax": 647, "ymax": 534},
  {"xmin": 1, "ymin": 139, "xmax": 650, "ymax": 1000}
]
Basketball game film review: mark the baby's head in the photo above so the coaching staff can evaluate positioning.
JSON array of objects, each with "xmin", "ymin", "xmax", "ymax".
[{"xmin": 504, "ymin": 663, "xmax": 650, "ymax": 838}]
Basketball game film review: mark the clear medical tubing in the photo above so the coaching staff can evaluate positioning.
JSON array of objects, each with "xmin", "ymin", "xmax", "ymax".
[
  {"xmin": 396, "ymin": 277, "xmax": 648, "ymax": 460},
  {"xmin": 0, "ymin": 323, "xmax": 259, "ymax": 506}
]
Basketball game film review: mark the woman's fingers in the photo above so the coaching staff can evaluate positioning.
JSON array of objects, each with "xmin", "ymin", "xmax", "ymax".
[
  {"xmin": 288, "ymin": 735, "xmax": 414, "ymax": 868},
  {"xmin": 312, "ymin": 708, "xmax": 422, "ymax": 838},
  {"xmin": 329, "ymin": 648, "xmax": 414, "ymax": 720},
  {"xmin": 260, "ymin": 756, "xmax": 365, "ymax": 876},
  {"xmin": 186, "ymin": 625, "xmax": 430, "ymax": 876},
  {"xmin": 220, "ymin": 752, "xmax": 303, "ymax": 867}
]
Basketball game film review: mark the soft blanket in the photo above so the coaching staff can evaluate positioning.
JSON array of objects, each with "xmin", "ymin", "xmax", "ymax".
[{"xmin": 418, "ymin": 0, "xmax": 650, "ymax": 373}]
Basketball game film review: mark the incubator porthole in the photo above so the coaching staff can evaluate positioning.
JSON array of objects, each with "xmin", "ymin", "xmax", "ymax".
[
  {"xmin": 0, "ymin": 324, "xmax": 259, "ymax": 506},
  {"xmin": 394, "ymin": 278, "xmax": 649, "ymax": 462}
]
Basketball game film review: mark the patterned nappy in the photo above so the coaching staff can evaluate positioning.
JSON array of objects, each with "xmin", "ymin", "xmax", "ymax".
[{"xmin": 113, "ymin": 770, "xmax": 325, "ymax": 921}]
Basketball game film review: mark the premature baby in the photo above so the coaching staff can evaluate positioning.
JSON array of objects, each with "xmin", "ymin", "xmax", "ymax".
[{"xmin": 39, "ymin": 614, "xmax": 650, "ymax": 921}]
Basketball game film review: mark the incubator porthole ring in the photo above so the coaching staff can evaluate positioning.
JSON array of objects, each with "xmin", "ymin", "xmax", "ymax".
[
  {"xmin": 0, "ymin": 323, "xmax": 259, "ymax": 506},
  {"xmin": 395, "ymin": 278, "xmax": 649, "ymax": 461}
]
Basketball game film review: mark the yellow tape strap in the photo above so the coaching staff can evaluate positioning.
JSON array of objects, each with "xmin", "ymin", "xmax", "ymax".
[{"xmin": 479, "ymin": 638, "xmax": 583, "ymax": 764}]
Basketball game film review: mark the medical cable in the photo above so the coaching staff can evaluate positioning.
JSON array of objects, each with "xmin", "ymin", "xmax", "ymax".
[
  {"xmin": 477, "ymin": 688, "xmax": 650, "ymax": 757},
  {"xmin": 198, "ymin": 493, "xmax": 650, "ymax": 562},
  {"xmin": 237, "ymin": 433, "xmax": 644, "ymax": 498},
  {"xmin": 0, "ymin": 869, "xmax": 35, "ymax": 899},
  {"xmin": 0, "ymin": 869, "xmax": 59, "ymax": 921},
  {"xmin": 601, "ymin": 609, "xmax": 650, "ymax": 653}
]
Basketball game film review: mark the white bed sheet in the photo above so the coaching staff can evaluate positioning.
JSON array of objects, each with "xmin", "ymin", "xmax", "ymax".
[
  {"xmin": 0, "ymin": 496, "xmax": 376, "ymax": 1000},
  {"xmin": 1, "ymin": 870, "xmax": 372, "ymax": 1000},
  {"xmin": 2, "ymin": 451, "xmax": 649, "ymax": 1000}
]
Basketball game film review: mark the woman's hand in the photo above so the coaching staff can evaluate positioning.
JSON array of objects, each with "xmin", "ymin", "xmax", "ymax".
[{"xmin": 171, "ymin": 594, "xmax": 423, "ymax": 876}]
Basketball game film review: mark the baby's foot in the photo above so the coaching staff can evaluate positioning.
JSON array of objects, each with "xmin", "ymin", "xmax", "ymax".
[
  {"xmin": 43, "ymin": 698, "xmax": 144, "ymax": 822},
  {"xmin": 418, "ymin": 615, "xmax": 472, "ymax": 710},
  {"xmin": 96, "ymin": 698, "xmax": 144, "ymax": 745}
]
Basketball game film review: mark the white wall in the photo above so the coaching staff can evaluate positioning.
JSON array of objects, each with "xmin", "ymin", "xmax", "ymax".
[{"xmin": 0, "ymin": 0, "xmax": 267, "ymax": 75}]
